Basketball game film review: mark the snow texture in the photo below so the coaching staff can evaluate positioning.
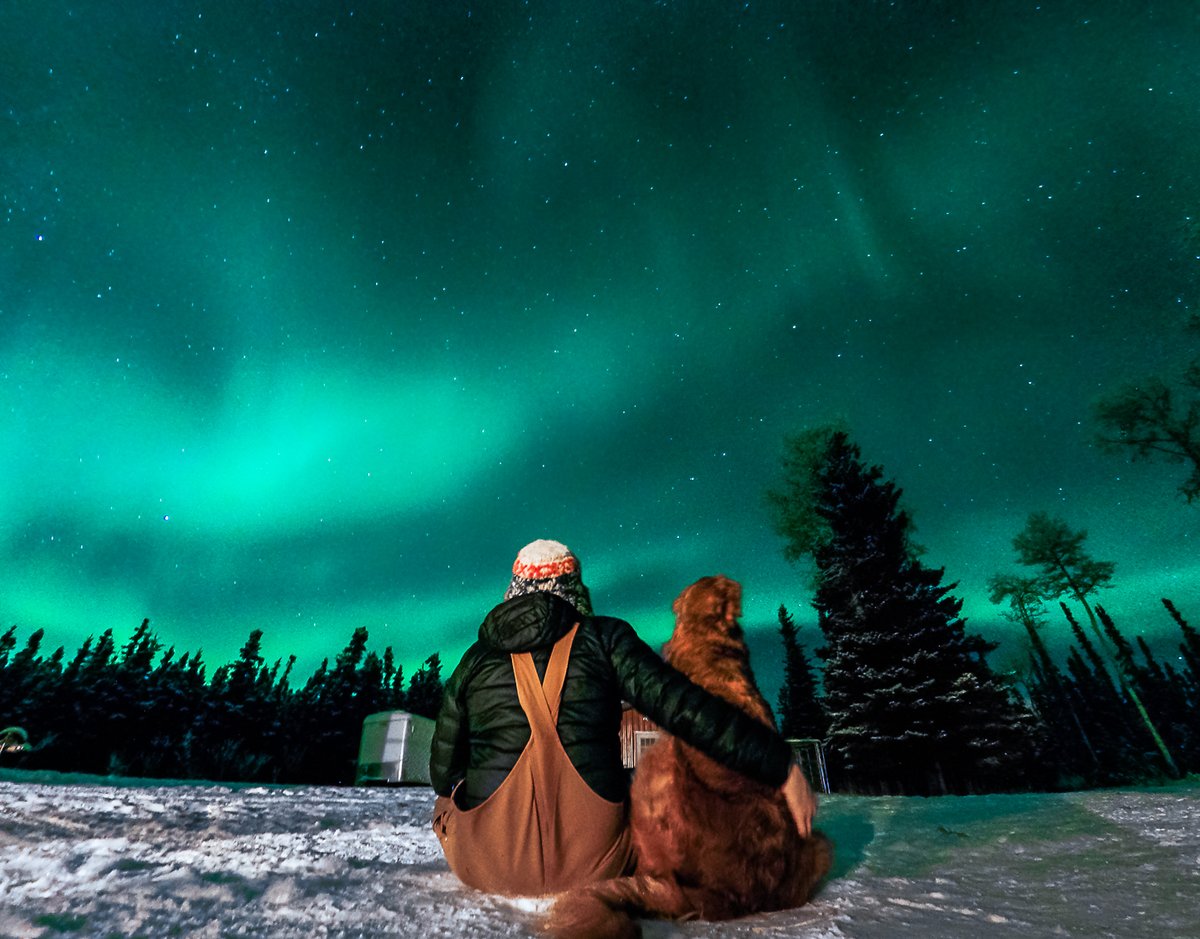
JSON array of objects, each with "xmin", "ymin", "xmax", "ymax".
[{"xmin": 1, "ymin": 770, "xmax": 1197, "ymax": 939}]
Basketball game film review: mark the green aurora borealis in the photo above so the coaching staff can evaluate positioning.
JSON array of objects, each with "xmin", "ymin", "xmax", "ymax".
[{"xmin": 3, "ymin": 1, "xmax": 1199, "ymax": 697}]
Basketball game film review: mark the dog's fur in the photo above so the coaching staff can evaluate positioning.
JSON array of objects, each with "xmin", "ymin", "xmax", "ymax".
[{"xmin": 545, "ymin": 575, "xmax": 831, "ymax": 939}]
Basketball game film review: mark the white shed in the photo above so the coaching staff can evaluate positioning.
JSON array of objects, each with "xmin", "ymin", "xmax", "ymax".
[{"xmin": 355, "ymin": 710, "xmax": 436, "ymax": 785}]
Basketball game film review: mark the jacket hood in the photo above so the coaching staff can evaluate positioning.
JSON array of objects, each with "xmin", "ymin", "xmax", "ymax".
[{"xmin": 479, "ymin": 592, "xmax": 582, "ymax": 652}]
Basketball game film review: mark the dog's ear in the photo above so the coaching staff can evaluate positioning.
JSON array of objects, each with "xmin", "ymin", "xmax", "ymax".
[{"xmin": 674, "ymin": 579, "xmax": 716, "ymax": 623}]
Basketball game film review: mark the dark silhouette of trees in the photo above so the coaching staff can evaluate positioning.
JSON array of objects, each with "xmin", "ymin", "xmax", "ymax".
[
  {"xmin": 775, "ymin": 605, "xmax": 827, "ymax": 741},
  {"xmin": 770, "ymin": 429, "xmax": 1035, "ymax": 795},
  {"xmin": 0, "ymin": 626, "xmax": 15, "ymax": 667},
  {"xmin": 988, "ymin": 575, "xmax": 1095, "ymax": 787},
  {"xmin": 403, "ymin": 654, "xmax": 444, "ymax": 720},
  {"xmin": 285, "ymin": 628, "xmax": 438, "ymax": 784},
  {"xmin": 0, "ymin": 618, "xmax": 443, "ymax": 785},
  {"xmin": 1006, "ymin": 512, "xmax": 1179, "ymax": 777},
  {"xmin": 1058, "ymin": 604, "xmax": 1147, "ymax": 783},
  {"xmin": 0, "ymin": 628, "xmax": 67, "ymax": 764},
  {"xmin": 983, "ymin": 587, "xmax": 1200, "ymax": 788}
]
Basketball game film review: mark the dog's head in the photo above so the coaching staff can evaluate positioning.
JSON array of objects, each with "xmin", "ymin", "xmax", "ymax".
[{"xmin": 671, "ymin": 575, "xmax": 743, "ymax": 638}]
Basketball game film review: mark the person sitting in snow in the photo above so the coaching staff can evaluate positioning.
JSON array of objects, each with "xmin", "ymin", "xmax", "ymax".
[{"xmin": 429, "ymin": 538, "xmax": 816, "ymax": 896}]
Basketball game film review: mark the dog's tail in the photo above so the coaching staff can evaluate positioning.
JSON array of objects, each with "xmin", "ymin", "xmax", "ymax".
[{"xmin": 543, "ymin": 873, "xmax": 690, "ymax": 939}]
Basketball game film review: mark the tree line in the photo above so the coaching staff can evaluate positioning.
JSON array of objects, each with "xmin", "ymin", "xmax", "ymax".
[
  {"xmin": 0, "ymin": 621, "xmax": 443, "ymax": 785},
  {"xmin": 769, "ymin": 427, "xmax": 1200, "ymax": 795}
]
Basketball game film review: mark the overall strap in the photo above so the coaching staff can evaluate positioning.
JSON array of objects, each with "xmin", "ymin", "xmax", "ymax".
[{"xmin": 511, "ymin": 622, "xmax": 580, "ymax": 736}]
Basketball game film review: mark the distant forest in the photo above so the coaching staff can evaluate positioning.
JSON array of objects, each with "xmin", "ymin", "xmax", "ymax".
[
  {"xmin": 5, "ymin": 548, "xmax": 1197, "ymax": 795},
  {"xmin": 0, "ymin": 621, "xmax": 443, "ymax": 785}
]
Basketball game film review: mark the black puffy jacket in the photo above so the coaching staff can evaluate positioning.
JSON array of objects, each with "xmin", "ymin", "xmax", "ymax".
[{"xmin": 429, "ymin": 592, "xmax": 792, "ymax": 807}]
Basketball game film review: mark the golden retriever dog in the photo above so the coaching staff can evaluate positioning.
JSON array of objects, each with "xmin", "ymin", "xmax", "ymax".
[{"xmin": 546, "ymin": 575, "xmax": 831, "ymax": 939}]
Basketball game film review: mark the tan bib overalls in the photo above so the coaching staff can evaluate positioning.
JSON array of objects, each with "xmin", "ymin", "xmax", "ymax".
[{"xmin": 432, "ymin": 623, "xmax": 634, "ymax": 895}]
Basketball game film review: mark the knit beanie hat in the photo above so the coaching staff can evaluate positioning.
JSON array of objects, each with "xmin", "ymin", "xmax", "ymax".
[{"xmin": 503, "ymin": 539, "xmax": 593, "ymax": 616}]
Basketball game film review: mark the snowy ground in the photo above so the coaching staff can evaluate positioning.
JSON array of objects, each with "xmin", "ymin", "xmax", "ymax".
[{"xmin": 1, "ymin": 770, "xmax": 1197, "ymax": 939}]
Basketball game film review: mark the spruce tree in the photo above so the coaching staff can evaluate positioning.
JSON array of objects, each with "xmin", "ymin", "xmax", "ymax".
[
  {"xmin": 804, "ymin": 431, "xmax": 1032, "ymax": 794},
  {"xmin": 405, "ymin": 653, "xmax": 444, "ymax": 719},
  {"xmin": 0, "ymin": 629, "xmax": 64, "ymax": 764},
  {"xmin": 1132, "ymin": 634, "xmax": 1195, "ymax": 773},
  {"xmin": 220, "ymin": 629, "xmax": 275, "ymax": 780},
  {"xmin": 1059, "ymin": 604, "xmax": 1149, "ymax": 783},
  {"xmin": 61, "ymin": 627, "xmax": 126, "ymax": 773},
  {"xmin": 139, "ymin": 646, "xmax": 192, "ymax": 778},
  {"xmin": 120, "ymin": 619, "xmax": 159, "ymax": 676},
  {"xmin": 776, "ymin": 605, "xmax": 826, "ymax": 741},
  {"xmin": 0, "ymin": 628, "xmax": 44, "ymax": 722},
  {"xmin": 356, "ymin": 651, "xmax": 391, "ymax": 718},
  {"xmin": 291, "ymin": 628, "xmax": 380, "ymax": 784},
  {"xmin": 1062, "ymin": 645, "xmax": 1137, "ymax": 784},
  {"xmin": 106, "ymin": 619, "xmax": 165, "ymax": 775},
  {"xmin": 0, "ymin": 625, "xmax": 16, "ymax": 670},
  {"xmin": 382, "ymin": 647, "xmax": 402, "ymax": 708}
]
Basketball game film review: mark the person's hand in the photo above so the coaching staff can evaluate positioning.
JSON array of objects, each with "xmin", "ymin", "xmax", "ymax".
[{"xmin": 781, "ymin": 763, "xmax": 817, "ymax": 838}]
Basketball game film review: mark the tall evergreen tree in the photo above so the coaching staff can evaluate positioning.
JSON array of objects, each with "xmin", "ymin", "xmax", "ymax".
[
  {"xmin": 0, "ymin": 628, "xmax": 43, "ymax": 721},
  {"xmin": 1060, "ymin": 646, "xmax": 1136, "ymax": 784},
  {"xmin": 356, "ymin": 651, "xmax": 391, "ymax": 718},
  {"xmin": 988, "ymin": 574, "xmax": 1095, "ymax": 785},
  {"xmin": 1096, "ymin": 605, "xmax": 1143, "ymax": 683},
  {"xmin": 59, "ymin": 627, "xmax": 126, "ymax": 773},
  {"xmin": 289, "ymin": 627, "xmax": 390, "ymax": 784},
  {"xmin": 214, "ymin": 629, "xmax": 276, "ymax": 781},
  {"xmin": 1098, "ymin": 604, "xmax": 1193, "ymax": 773},
  {"xmin": 782, "ymin": 430, "xmax": 1032, "ymax": 794},
  {"xmin": 107, "ymin": 620, "xmax": 160, "ymax": 775},
  {"xmin": 1131, "ymin": 633, "xmax": 1196, "ymax": 773},
  {"xmin": 1059, "ymin": 603, "xmax": 1158, "ymax": 783},
  {"xmin": 0, "ymin": 625, "xmax": 16, "ymax": 670},
  {"xmin": 0, "ymin": 628, "xmax": 64, "ymax": 763},
  {"xmin": 405, "ymin": 653, "xmax": 444, "ymax": 719},
  {"xmin": 1010, "ymin": 512, "xmax": 1179, "ymax": 777},
  {"xmin": 382, "ymin": 647, "xmax": 403, "ymax": 709},
  {"xmin": 775, "ymin": 605, "xmax": 826, "ymax": 741},
  {"xmin": 120, "ymin": 619, "xmax": 159, "ymax": 676},
  {"xmin": 130, "ymin": 645, "xmax": 190, "ymax": 778}
]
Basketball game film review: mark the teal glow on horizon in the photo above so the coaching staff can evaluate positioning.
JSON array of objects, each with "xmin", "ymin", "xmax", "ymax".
[{"xmin": 3, "ymin": 2, "xmax": 1199, "ymax": 695}]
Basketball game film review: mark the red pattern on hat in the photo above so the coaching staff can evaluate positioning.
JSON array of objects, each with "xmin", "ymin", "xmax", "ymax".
[{"xmin": 512, "ymin": 555, "xmax": 580, "ymax": 580}]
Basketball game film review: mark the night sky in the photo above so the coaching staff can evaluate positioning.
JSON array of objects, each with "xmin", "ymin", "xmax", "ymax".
[{"xmin": 3, "ymin": 1, "xmax": 1198, "ymax": 699}]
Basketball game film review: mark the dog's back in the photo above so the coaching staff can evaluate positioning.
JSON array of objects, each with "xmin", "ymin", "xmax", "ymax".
[{"xmin": 546, "ymin": 575, "xmax": 830, "ymax": 938}]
